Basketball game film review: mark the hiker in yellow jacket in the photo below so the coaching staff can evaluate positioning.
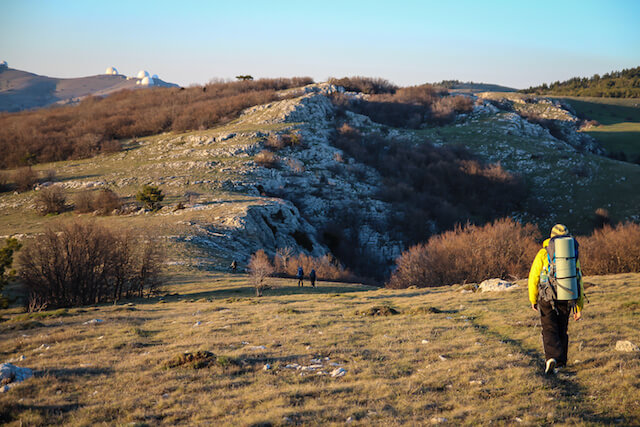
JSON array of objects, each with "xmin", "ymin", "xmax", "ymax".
[{"xmin": 528, "ymin": 224, "xmax": 585, "ymax": 375}]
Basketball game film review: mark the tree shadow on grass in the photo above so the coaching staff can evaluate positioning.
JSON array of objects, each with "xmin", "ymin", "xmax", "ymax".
[
  {"xmin": 36, "ymin": 366, "xmax": 113, "ymax": 378},
  {"xmin": 0, "ymin": 403, "xmax": 81, "ymax": 424}
]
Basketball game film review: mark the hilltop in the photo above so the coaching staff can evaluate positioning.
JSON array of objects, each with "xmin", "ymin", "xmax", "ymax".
[
  {"xmin": 0, "ymin": 65, "xmax": 178, "ymax": 112},
  {"xmin": 0, "ymin": 81, "xmax": 639, "ymax": 279}
]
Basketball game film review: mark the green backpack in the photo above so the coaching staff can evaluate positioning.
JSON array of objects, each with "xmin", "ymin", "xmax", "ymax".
[{"xmin": 539, "ymin": 236, "xmax": 581, "ymax": 310}]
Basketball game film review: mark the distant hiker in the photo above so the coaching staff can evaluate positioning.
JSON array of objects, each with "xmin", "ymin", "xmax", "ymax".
[
  {"xmin": 230, "ymin": 260, "xmax": 237, "ymax": 273},
  {"xmin": 296, "ymin": 266, "xmax": 304, "ymax": 287},
  {"xmin": 309, "ymin": 269, "xmax": 316, "ymax": 288},
  {"xmin": 528, "ymin": 224, "xmax": 586, "ymax": 375}
]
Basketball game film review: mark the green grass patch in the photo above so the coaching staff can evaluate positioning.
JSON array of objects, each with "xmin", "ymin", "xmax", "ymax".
[{"xmin": 8, "ymin": 308, "xmax": 69, "ymax": 323}]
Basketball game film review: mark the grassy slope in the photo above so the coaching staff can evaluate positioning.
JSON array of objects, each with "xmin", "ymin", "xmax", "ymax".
[
  {"xmin": 1, "ymin": 272, "xmax": 639, "ymax": 425},
  {"xmin": 408, "ymin": 112, "xmax": 640, "ymax": 234},
  {"xmin": 0, "ymin": 119, "xmax": 295, "ymax": 267},
  {"xmin": 555, "ymin": 96, "xmax": 640, "ymax": 158}
]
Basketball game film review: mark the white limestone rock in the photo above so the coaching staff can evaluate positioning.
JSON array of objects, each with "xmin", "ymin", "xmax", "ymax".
[{"xmin": 478, "ymin": 278, "xmax": 517, "ymax": 292}]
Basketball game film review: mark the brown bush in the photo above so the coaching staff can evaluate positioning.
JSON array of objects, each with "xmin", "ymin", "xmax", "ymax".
[
  {"xmin": 93, "ymin": 188, "xmax": 122, "ymax": 215},
  {"xmin": 579, "ymin": 222, "xmax": 640, "ymax": 275},
  {"xmin": 35, "ymin": 186, "xmax": 67, "ymax": 215},
  {"xmin": 274, "ymin": 252, "xmax": 354, "ymax": 282},
  {"xmin": 0, "ymin": 77, "xmax": 314, "ymax": 169},
  {"xmin": 264, "ymin": 132, "xmax": 303, "ymax": 151},
  {"xmin": 328, "ymin": 76, "xmax": 397, "ymax": 94},
  {"xmin": 12, "ymin": 167, "xmax": 38, "ymax": 192},
  {"xmin": 73, "ymin": 188, "xmax": 122, "ymax": 215},
  {"xmin": 248, "ymin": 250, "xmax": 274, "ymax": 297},
  {"xmin": 593, "ymin": 208, "xmax": 612, "ymax": 229},
  {"xmin": 387, "ymin": 218, "xmax": 540, "ymax": 288},
  {"xmin": 74, "ymin": 191, "xmax": 95, "ymax": 213},
  {"xmin": 331, "ymin": 84, "xmax": 472, "ymax": 128},
  {"xmin": 255, "ymin": 150, "xmax": 279, "ymax": 168},
  {"xmin": 17, "ymin": 220, "xmax": 163, "ymax": 308}
]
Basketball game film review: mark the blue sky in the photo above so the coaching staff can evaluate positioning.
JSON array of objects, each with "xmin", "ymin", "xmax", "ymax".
[{"xmin": 1, "ymin": 0, "xmax": 639, "ymax": 88}]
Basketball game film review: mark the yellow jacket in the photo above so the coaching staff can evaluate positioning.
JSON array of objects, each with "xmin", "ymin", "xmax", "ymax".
[{"xmin": 527, "ymin": 238, "xmax": 585, "ymax": 311}]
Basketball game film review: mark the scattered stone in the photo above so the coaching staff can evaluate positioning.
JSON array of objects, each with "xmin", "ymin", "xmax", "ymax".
[
  {"xmin": 193, "ymin": 321, "xmax": 202, "ymax": 327},
  {"xmin": 615, "ymin": 340, "xmax": 639, "ymax": 352},
  {"xmin": 83, "ymin": 319, "xmax": 103, "ymax": 325},
  {"xmin": 478, "ymin": 278, "xmax": 517, "ymax": 292},
  {"xmin": 515, "ymin": 417, "xmax": 523, "ymax": 423},
  {"xmin": 421, "ymin": 339, "xmax": 430, "ymax": 344},
  {"xmin": 0, "ymin": 364, "xmax": 33, "ymax": 393},
  {"xmin": 346, "ymin": 416, "xmax": 354, "ymax": 423},
  {"xmin": 469, "ymin": 380, "xmax": 483, "ymax": 385},
  {"xmin": 438, "ymin": 355, "xmax": 447, "ymax": 361},
  {"xmin": 249, "ymin": 345, "xmax": 267, "ymax": 350},
  {"xmin": 34, "ymin": 344, "xmax": 50, "ymax": 352},
  {"xmin": 162, "ymin": 393, "xmax": 170, "ymax": 399},
  {"xmin": 331, "ymin": 367, "xmax": 346, "ymax": 377},
  {"xmin": 431, "ymin": 417, "xmax": 447, "ymax": 424}
]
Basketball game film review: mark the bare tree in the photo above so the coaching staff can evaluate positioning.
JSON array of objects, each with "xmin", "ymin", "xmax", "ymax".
[
  {"xmin": 17, "ymin": 220, "xmax": 164, "ymax": 309},
  {"xmin": 248, "ymin": 250, "xmax": 274, "ymax": 297},
  {"xmin": 35, "ymin": 186, "xmax": 67, "ymax": 215},
  {"xmin": 275, "ymin": 247, "xmax": 293, "ymax": 273}
]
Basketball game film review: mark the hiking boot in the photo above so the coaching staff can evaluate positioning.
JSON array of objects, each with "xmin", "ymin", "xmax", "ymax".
[{"xmin": 545, "ymin": 358, "xmax": 556, "ymax": 375}]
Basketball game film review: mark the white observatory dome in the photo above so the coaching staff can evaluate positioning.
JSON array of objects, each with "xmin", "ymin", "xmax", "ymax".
[
  {"xmin": 140, "ymin": 76, "xmax": 154, "ymax": 86},
  {"xmin": 105, "ymin": 66, "xmax": 118, "ymax": 75},
  {"xmin": 0, "ymin": 60, "xmax": 8, "ymax": 69},
  {"xmin": 137, "ymin": 70, "xmax": 150, "ymax": 79}
]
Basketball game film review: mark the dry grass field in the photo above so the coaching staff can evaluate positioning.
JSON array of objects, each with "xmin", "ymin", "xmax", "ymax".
[{"xmin": 1, "ymin": 272, "xmax": 639, "ymax": 426}]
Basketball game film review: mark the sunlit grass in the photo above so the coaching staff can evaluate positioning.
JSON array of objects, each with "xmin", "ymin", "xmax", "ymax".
[{"xmin": 1, "ymin": 273, "xmax": 638, "ymax": 425}]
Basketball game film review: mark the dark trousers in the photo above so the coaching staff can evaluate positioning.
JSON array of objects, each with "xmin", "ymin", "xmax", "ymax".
[
  {"xmin": 539, "ymin": 299, "xmax": 570, "ymax": 366},
  {"xmin": 297, "ymin": 277, "xmax": 303, "ymax": 287}
]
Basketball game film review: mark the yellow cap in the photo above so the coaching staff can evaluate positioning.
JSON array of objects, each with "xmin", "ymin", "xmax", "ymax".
[{"xmin": 551, "ymin": 224, "xmax": 569, "ymax": 238}]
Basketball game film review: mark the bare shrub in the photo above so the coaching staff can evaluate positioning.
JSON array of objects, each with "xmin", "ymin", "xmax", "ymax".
[
  {"xmin": 17, "ymin": 220, "xmax": 164, "ymax": 308},
  {"xmin": 264, "ymin": 132, "xmax": 303, "ymax": 151},
  {"xmin": 93, "ymin": 188, "xmax": 122, "ymax": 215},
  {"xmin": 593, "ymin": 208, "xmax": 612, "ymax": 229},
  {"xmin": 255, "ymin": 150, "xmax": 279, "ymax": 168},
  {"xmin": 13, "ymin": 167, "xmax": 38, "ymax": 192},
  {"xmin": 264, "ymin": 134, "xmax": 286, "ymax": 151},
  {"xmin": 248, "ymin": 250, "xmax": 274, "ymax": 296},
  {"xmin": 73, "ymin": 188, "xmax": 122, "ymax": 215},
  {"xmin": 580, "ymin": 222, "xmax": 640, "ymax": 275},
  {"xmin": 431, "ymin": 95, "xmax": 474, "ymax": 124},
  {"xmin": 74, "ymin": 191, "xmax": 95, "ymax": 213},
  {"xmin": 275, "ymin": 247, "xmax": 294, "ymax": 272},
  {"xmin": 285, "ymin": 158, "xmax": 305, "ymax": 174},
  {"xmin": 328, "ymin": 77, "xmax": 398, "ymax": 94},
  {"xmin": 35, "ymin": 186, "xmax": 67, "ymax": 215},
  {"xmin": 331, "ymin": 84, "xmax": 468, "ymax": 128},
  {"xmin": 274, "ymin": 252, "xmax": 354, "ymax": 282},
  {"xmin": 387, "ymin": 218, "xmax": 540, "ymax": 288}
]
